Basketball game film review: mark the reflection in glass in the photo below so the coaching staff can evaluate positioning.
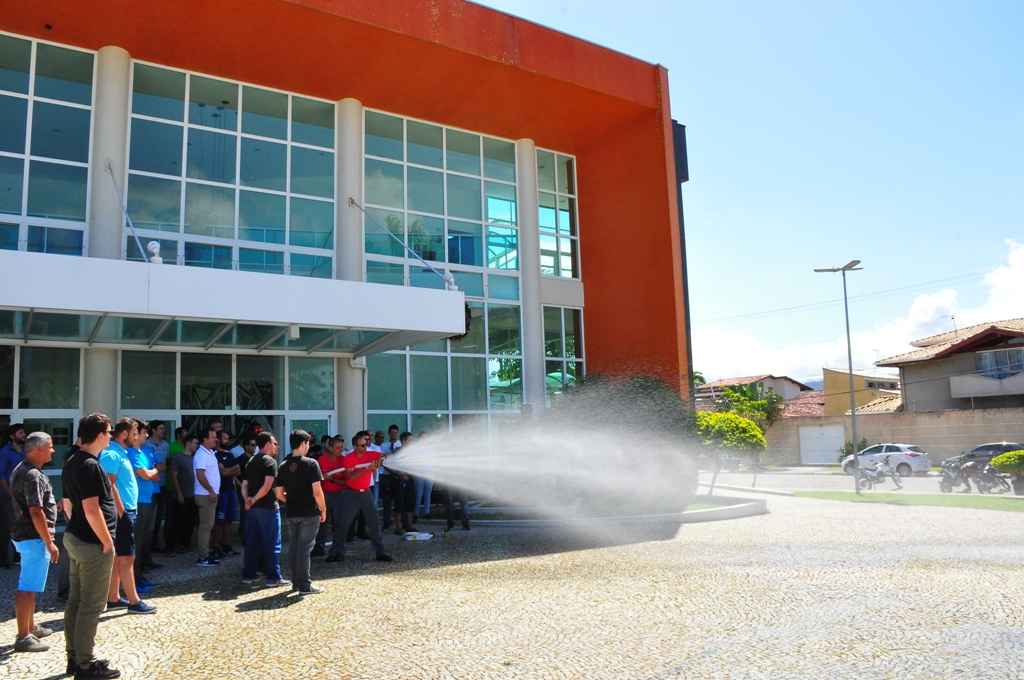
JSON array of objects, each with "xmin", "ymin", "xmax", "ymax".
[
  {"xmin": 290, "ymin": 146, "xmax": 334, "ymax": 198},
  {"xmin": 184, "ymin": 242, "xmax": 232, "ymax": 269},
  {"xmin": 564, "ymin": 308, "xmax": 583, "ymax": 358},
  {"xmin": 483, "ymin": 138, "xmax": 515, "ymax": 182},
  {"xmin": 410, "ymin": 266, "xmax": 444, "ymax": 289},
  {"xmin": 487, "ymin": 304, "xmax": 521, "ymax": 355},
  {"xmin": 289, "ymin": 197, "xmax": 333, "ymax": 248},
  {"xmin": 19, "ymin": 347, "xmax": 80, "ymax": 409},
  {"xmin": 539, "ymin": 192, "xmax": 557, "ymax": 230},
  {"xmin": 242, "ymin": 86, "xmax": 287, "ymax": 139},
  {"xmin": 239, "ymin": 248, "xmax": 284, "ymax": 274},
  {"xmin": 187, "ymin": 128, "xmax": 236, "ymax": 183},
  {"xmin": 35, "ymin": 44, "xmax": 93, "ymax": 105},
  {"xmin": 407, "ymin": 166, "xmax": 443, "ymax": 215},
  {"xmin": 237, "ymin": 355, "xmax": 285, "ymax": 409},
  {"xmin": 453, "ymin": 271, "xmax": 483, "ymax": 297},
  {"xmin": 366, "ymin": 260, "xmax": 403, "ymax": 286},
  {"xmin": 364, "ymin": 158, "xmax": 403, "ymax": 209},
  {"xmin": 238, "ymin": 190, "xmax": 285, "ymax": 243},
  {"xmin": 365, "ymin": 111, "xmax": 403, "ymax": 160},
  {"xmin": 488, "ymin": 357, "xmax": 522, "ymax": 410},
  {"xmin": 132, "ymin": 63, "xmax": 185, "ymax": 121},
  {"xmin": 489, "ymin": 275, "xmax": 519, "ymax": 300},
  {"xmin": 240, "ymin": 137, "xmax": 286, "ymax": 191},
  {"xmin": 447, "ymin": 220, "xmax": 482, "ymax": 266},
  {"xmin": 367, "ymin": 353, "xmax": 407, "ymax": 411},
  {"xmin": 129, "ymin": 118, "xmax": 183, "ymax": 175},
  {"xmin": 27, "ymin": 226, "xmax": 82, "ymax": 256},
  {"xmin": 292, "ymin": 97, "xmax": 334, "ymax": 148},
  {"xmin": 451, "ymin": 356, "xmax": 487, "ymax": 410},
  {"xmin": 450, "ymin": 302, "xmax": 484, "ymax": 354},
  {"xmin": 121, "ymin": 350, "xmax": 176, "ymax": 409},
  {"xmin": 368, "ymin": 413, "xmax": 407, "ymax": 433},
  {"xmin": 364, "ymin": 207, "xmax": 403, "ymax": 257},
  {"xmin": 290, "ymin": 253, "xmax": 331, "ymax": 278},
  {"xmin": 559, "ymin": 236, "xmax": 579, "ymax": 278},
  {"xmin": 0, "ymin": 95, "xmax": 26, "ymax": 153},
  {"xmin": 127, "ymin": 175, "xmax": 180, "ymax": 232},
  {"xmin": 127, "ymin": 237, "xmax": 176, "ymax": 264},
  {"xmin": 0, "ymin": 345, "xmax": 13, "ymax": 408},
  {"xmin": 445, "ymin": 129, "xmax": 479, "ymax": 175},
  {"xmin": 0, "ymin": 156, "xmax": 24, "ymax": 215},
  {"xmin": 188, "ymin": 75, "xmax": 238, "ymax": 130},
  {"xmin": 411, "ymin": 355, "xmax": 448, "ymax": 411},
  {"xmin": 536, "ymin": 150, "xmax": 556, "ymax": 192},
  {"xmin": 543, "ymin": 306, "xmax": 563, "ymax": 357},
  {"xmin": 485, "ymin": 182, "xmax": 516, "ymax": 225},
  {"xmin": 539, "ymin": 232, "xmax": 557, "ymax": 276},
  {"xmin": 446, "ymin": 174, "xmax": 481, "ymax": 221},
  {"xmin": 487, "ymin": 225, "xmax": 517, "ymax": 270},
  {"xmin": 180, "ymin": 353, "xmax": 231, "ymax": 410},
  {"xmin": 0, "ymin": 223, "xmax": 18, "ymax": 250},
  {"xmin": 408, "ymin": 214, "xmax": 443, "ymax": 261},
  {"xmin": 27, "ymin": 161, "xmax": 87, "ymax": 220},
  {"xmin": 185, "ymin": 183, "xmax": 235, "ymax": 239},
  {"xmin": 556, "ymin": 154, "xmax": 575, "ymax": 194},
  {"xmin": 557, "ymin": 195, "xmax": 577, "ymax": 235},
  {"xmin": 407, "ymin": 120, "xmax": 442, "ymax": 167},
  {"xmin": 411, "ymin": 413, "xmax": 448, "ymax": 434},
  {"xmin": 0, "ymin": 34, "xmax": 31, "ymax": 94}
]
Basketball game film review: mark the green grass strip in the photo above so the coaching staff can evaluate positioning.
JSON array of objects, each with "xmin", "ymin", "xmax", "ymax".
[{"xmin": 795, "ymin": 491, "xmax": 1024, "ymax": 512}]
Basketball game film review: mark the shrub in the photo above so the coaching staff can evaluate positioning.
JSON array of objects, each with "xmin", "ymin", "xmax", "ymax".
[
  {"xmin": 992, "ymin": 450, "xmax": 1024, "ymax": 476},
  {"xmin": 838, "ymin": 437, "xmax": 871, "ymax": 462},
  {"xmin": 695, "ymin": 411, "xmax": 766, "ymax": 451}
]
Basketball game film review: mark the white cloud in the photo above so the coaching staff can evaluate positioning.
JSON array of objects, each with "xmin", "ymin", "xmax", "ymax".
[{"xmin": 694, "ymin": 240, "xmax": 1024, "ymax": 382}]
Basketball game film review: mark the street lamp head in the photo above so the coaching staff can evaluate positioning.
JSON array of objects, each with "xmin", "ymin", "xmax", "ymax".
[
  {"xmin": 842, "ymin": 260, "xmax": 862, "ymax": 271},
  {"xmin": 814, "ymin": 260, "xmax": 864, "ymax": 273}
]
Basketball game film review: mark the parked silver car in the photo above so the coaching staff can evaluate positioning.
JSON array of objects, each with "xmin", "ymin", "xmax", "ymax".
[{"xmin": 842, "ymin": 443, "xmax": 931, "ymax": 477}]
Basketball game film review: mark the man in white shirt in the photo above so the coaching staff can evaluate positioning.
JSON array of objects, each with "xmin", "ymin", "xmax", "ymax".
[
  {"xmin": 379, "ymin": 425, "xmax": 401, "ymax": 530},
  {"xmin": 192, "ymin": 428, "xmax": 221, "ymax": 567}
]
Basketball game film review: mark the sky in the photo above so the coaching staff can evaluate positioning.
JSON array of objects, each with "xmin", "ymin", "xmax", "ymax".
[{"xmin": 478, "ymin": 0, "xmax": 1024, "ymax": 382}]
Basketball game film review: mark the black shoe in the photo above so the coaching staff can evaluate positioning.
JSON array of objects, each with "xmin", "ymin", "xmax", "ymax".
[
  {"xmin": 310, "ymin": 545, "xmax": 325, "ymax": 557},
  {"xmin": 446, "ymin": 521, "xmax": 455, "ymax": 532},
  {"xmin": 375, "ymin": 553, "xmax": 394, "ymax": 562},
  {"xmin": 462, "ymin": 521, "xmax": 471, "ymax": 531},
  {"xmin": 75, "ymin": 658, "xmax": 121, "ymax": 679},
  {"xmin": 67, "ymin": 657, "xmax": 76, "ymax": 676},
  {"xmin": 325, "ymin": 554, "xmax": 342, "ymax": 563}
]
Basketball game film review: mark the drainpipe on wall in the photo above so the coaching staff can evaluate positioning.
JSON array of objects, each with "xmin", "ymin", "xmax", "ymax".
[{"xmin": 671, "ymin": 120, "xmax": 694, "ymax": 408}]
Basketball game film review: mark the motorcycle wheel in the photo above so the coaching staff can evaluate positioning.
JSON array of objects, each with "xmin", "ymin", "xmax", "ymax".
[
  {"xmin": 996, "ymin": 479, "xmax": 1011, "ymax": 494},
  {"xmin": 857, "ymin": 478, "xmax": 873, "ymax": 491},
  {"xmin": 939, "ymin": 481, "xmax": 952, "ymax": 493}
]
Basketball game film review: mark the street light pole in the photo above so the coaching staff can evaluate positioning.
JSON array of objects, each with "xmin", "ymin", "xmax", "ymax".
[{"xmin": 815, "ymin": 260, "xmax": 863, "ymax": 494}]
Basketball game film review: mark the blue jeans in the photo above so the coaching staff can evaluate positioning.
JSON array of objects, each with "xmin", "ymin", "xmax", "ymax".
[
  {"xmin": 414, "ymin": 478, "xmax": 433, "ymax": 516},
  {"xmin": 243, "ymin": 506, "xmax": 282, "ymax": 582}
]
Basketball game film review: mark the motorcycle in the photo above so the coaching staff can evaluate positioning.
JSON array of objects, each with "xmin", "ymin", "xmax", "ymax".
[
  {"xmin": 856, "ymin": 457, "xmax": 902, "ymax": 491},
  {"xmin": 938, "ymin": 459, "xmax": 971, "ymax": 493},
  {"xmin": 974, "ymin": 464, "xmax": 1012, "ymax": 494}
]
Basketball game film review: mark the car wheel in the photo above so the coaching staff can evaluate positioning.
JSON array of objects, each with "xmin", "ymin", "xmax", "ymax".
[{"xmin": 896, "ymin": 463, "xmax": 912, "ymax": 478}]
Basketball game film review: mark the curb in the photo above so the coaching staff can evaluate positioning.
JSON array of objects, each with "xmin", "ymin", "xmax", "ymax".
[{"xmin": 699, "ymin": 482, "xmax": 795, "ymax": 497}]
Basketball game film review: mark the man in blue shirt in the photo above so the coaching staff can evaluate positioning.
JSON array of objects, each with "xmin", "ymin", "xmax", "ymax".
[
  {"xmin": 98, "ymin": 418, "xmax": 155, "ymax": 615},
  {"xmin": 0, "ymin": 423, "xmax": 27, "ymax": 568},
  {"xmin": 128, "ymin": 419, "xmax": 160, "ymax": 586},
  {"xmin": 143, "ymin": 421, "xmax": 170, "ymax": 557}
]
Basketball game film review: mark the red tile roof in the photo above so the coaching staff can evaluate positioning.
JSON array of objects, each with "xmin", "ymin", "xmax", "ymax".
[
  {"xmin": 877, "ymin": 318, "xmax": 1024, "ymax": 367},
  {"xmin": 781, "ymin": 390, "xmax": 825, "ymax": 418}
]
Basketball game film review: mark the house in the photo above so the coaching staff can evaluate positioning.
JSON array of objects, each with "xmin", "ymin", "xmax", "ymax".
[
  {"xmin": 876, "ymin": 318, "xmax": 1024, "ymax": 411},
  {"xmin": 695, "ymin": 374, "xmax": 813, "ymax": 409},
  {"xmin": 822, "ymin": 367, "xmax": 899, "ymax": 416}
]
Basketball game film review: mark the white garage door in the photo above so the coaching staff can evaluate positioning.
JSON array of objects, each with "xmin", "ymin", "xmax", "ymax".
[{"xmin": 799, "ymin": 425, "xmax": 845, "ymax": 465}]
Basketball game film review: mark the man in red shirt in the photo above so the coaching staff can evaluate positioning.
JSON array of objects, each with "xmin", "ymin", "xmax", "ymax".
[
  {"xmin": 329, "ymin": 432, "xmax": 392, "ymax": 563},
  {"xmin": 317, "ymin": 436, "xmax": 347, "ymax": 562}
]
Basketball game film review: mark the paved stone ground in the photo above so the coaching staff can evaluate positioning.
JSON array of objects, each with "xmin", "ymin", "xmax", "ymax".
[
  {"xmin": 702, "ymin": 470, "xmax": 949, "ymax": 493},
  {"xmin": 1, "ymin": 495, "xmax": 1022, "ymax": 679}
]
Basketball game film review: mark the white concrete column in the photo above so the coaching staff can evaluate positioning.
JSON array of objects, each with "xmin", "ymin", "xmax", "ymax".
[
  {"xmin": 515, "ymin": 139, "xmax": 545, "ymax": 414},
  {"xmin": 85, "ymin": 46, "xmax": 131, "ymax": 418},
  {"xmin": 335, "ymin": 98, "xmax": 366, "ymax": 433},
  {"xmin": 88, "ymin": 45, "xmax": 131, "ymax": 260}
]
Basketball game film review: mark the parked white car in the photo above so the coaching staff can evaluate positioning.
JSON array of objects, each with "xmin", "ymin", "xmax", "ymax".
[{"xmin": 842, "ymin": 443, "xmax": 931, "ymax": 477}]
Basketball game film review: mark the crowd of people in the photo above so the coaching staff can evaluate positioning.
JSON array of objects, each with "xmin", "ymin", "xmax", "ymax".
[{"xmin": 0, "ymin": 414, "xmax": 471, "ymax": 680}]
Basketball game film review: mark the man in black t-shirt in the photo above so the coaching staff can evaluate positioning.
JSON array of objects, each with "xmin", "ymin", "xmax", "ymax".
[
  {"xmin": 62, "ymin": 413, "xmax": 121, "ymax": 680},
  {"xmin": 274, "ymin": 430, "xmax": 326, "ymax": 595},
  {"xmin": 240, "ymin": 432, "xmax": 286, "ymax": 588}
]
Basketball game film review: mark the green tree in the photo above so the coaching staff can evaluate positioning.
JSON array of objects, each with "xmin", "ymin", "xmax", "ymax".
[
  {"xmin": 717, "ymin": 383, "xmax": 783, "ymax": 432},
  {"xmin": 692, "ymin": 370, "xmax": 706, "ymax": 387},
  {"xmin": 695, "ymin": 411, "xmax": 767, "ymax": 451}
]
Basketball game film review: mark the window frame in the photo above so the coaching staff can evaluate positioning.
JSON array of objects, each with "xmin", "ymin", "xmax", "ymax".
[{"xmin": 536, "ymin": 147, "xmax": 581, "ymax": 280}]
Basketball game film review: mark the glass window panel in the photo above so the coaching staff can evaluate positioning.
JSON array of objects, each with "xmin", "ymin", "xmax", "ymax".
[
  {"xmin": 546, "ymin": 359, "xmax": 566, "ymax": 402},
  {"xmin": 0, "ymin": 34, "xmax": 31, "ymax": 94},
  {"xmin": 185, "ymin": 183, "xmax": 234, "ymax": 239},
  {"xmin": 19, "ymin": 347, "xmax": 80, "ymax": 409},
  {"xmin": 0, "ymin": 345, "xmax": 12, "ymax": 408},
  {"xmin": 446, "ymin": 174, "xmax": 481, "ymax": 220},
  {"xmin": 489, "ymin": 275, "xmax": 519, "ymax": 301},
  {"xmin": 445, "ymin": 129, "xmax": 479, "ymax": 175},
  {"xmin": 235, "ymin": 355, "xmax": 285, "ymax": 410},
  {"xmin": 35, "ymin": 44, "xmax": 93, "ymax": 105},
  {"xmin": 543, "ymin": 306, "xmax": 563, "ymax": 358},
  {"xmin": 239, "ymin": 137, "xmax": 286, "ymax": 190},
  {"xmin": 289, "ymin": 197, "xmax": 333, "ymax": 248},
  {"xmin": 365, "ymin": 111, "xmax": 403, "ymax": 160},
  {"xmin": 186, "ymin": 128, "xmax": 236, "ymax": 183},
  {"xmin": 366, "ymin": 260, "xmax": 404, "ymax": 286},
  {"xmin": 450, "ymin": 302, "xmax": 484, "ymax": 354},
  {"xmin": 367, "ymin": 413, "xmax": 407, "ymax": 434},
  {"xmin": 451, "ymin": 357, "xmax": 487, "ymax": 411},
  {"xmin": 239, "ymin": 247, "xmax": 283, "ymax": 274},
  {"xmin": 410, "ymin": 266, "xmax": 444, "ymax": 290},
  {"xmin": 121, "ymin": 350, "xmax": 175, "ymax": 409},
  {"xmin": 367, "ymin": 353, "xmax": 406, "ymax": 411},
  {"xmin": 27, "ymin": 225, "xmax": 82, "ymax": 256},
  {"xmin": 288, "ymin": 357, "xmax": 334, "ymax": 410},
  {"xmin": 411, "ymin": 413, "xmax": 448, "ymax": 435},
  {"xmin": 539, "ymin": 192, "xmax": 557, "ymax": 230},
  {"xmin": 184, "ymin": 241, "xmax": 232, "ymax": 269},
  {"xmin": 566, "ymin": 360, "xmax": 583, "ymax": 388},
  {"xmin": 411, "ymin": 339, "xmax": 446, "ymax": 352},
  {"xmin": 291, "ymin": 97, "xmax": 334, "ymax": 148},
  {"xmin": 241, "ymin": 86, "xmax": 287, "ymax": 139},
  {"xmin": 290, "ymin": 253, "xmax": 331, "ymax": 278},
  {"xmin": 407, "ymin": 166, "xmax": 443, "ymax": 215},
  {"xmin": 188, "ymin": 75, "xmax": 237, "ymax": 130},
  {"xmin": 559, "ymin": 237, "xmax": 579, "ymax": 278},
  {"xmin": 487, "ymin": 225, "xmax": 518, "ymax": 270},
  {"xmin": 132, "ymin": 63, "xmax": 184, "ymax": 121},
  {"xmin": 0, "ymin": 156, "xmax": 24, "ymax": 215},
  {"xmin": 485, "ymin": 181, "xmax": 516, "ymax": 225},
  {"xmin": 557, "ymin": 154, "xmax": 576, "ymax": 194},
  {"xmin": 447, "ymin": 220, "xmax": 482, "ymax": 266},
  {"xmin": 238, "ymin": 190, "xmax": 285, "ymax": 244},
  {"xmin": 364, "ymin": 158, "xmax": 403, "ymax": 209},
  {"xmin": 564, "ymin": 308, "xmax": 583, "ymax": 358},
  {"xmin": 407, "ymin": 120, "xmax": 442, "ymax": 167},
  {"xmin": 118, "ymin": 318, "xmax": 165, "ymax": 343},
  {"xmin": 0, "ymin": 223, "xmax": 18, "ymax": 250},
  {"xmin": 27, "ymin": 161, "xmax": 87, "ymax": 220},
  {"xmin": 539, "ymin": 232, "xmax": 557, "ymax": 276},
  {"xmin": 126, "ymin": 237, "xmax": 176, "ymax": 263},
  {"xmin": 557, "ymin": 195, "xmax": 577, "ymax": 235},
  {"xmin": 488, "ymin": 304, "xmax": 521, "ymax": 355},
  {"xmin": 488, "ymin": 358, "xmax": 522, "ymax": 410},
  {"xmin": 160, "ymin": 320, "xmax": 224, "ymax": 345},
  {"xmin": 291, "ymin": 146, "xmax": 333, "ymax": 198},
  {"xmin": 127, "ymin": 174, "xmax": 180, "ymax": 232},
  {"xmin": 27, "ymin": 312, "xmax": 85, "ymax": 339},
  {"xmin": 180, "ymin": 353, "xmax": 231, "ymax": 410},
  {"xmin": 364, "ymin": 207, "xmax": 403, "ymax": 257},
  {"xmin": 129, "ymin": 118, "xmax": 183, "ymax": 175},
  {"xmin": 408, "ymin": 214, "xmax": 443, "ymax": 261},
  {"xmin": 411, "ymin": 355, "xmax": 448, "ymax": 411},
  {"xmin": 483, "ymin": 138, "xmax": 515, "ymax": 182},
  {"xmin": 537, "ymin": 150, "xmax": 556, "ymax": 192},
  {"xmin": 0, "ymin": 95, "xmax": 27, "ymax": 153},
  {"xmin": 453, "ymin": 271, "xmax": 483, "ymax": 297}
]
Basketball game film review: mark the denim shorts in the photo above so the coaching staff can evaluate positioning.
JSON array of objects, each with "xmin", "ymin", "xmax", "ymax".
[
  {"xmin": 114, "ymin": 509, "xmax": 137, "ymax": 556},
  {"xmin": 216, "ymin": 486, "xmax": 238, "ymax": 522},
  {"xmin": 13, "ymin": 538, "xmax": 51, "ymax": 592}
]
